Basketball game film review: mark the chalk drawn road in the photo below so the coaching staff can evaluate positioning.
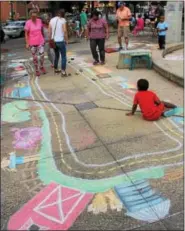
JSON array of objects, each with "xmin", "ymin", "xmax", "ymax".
[{"xmin": 1, "ymin": 39, "xmax": 184, "ymax": 230}]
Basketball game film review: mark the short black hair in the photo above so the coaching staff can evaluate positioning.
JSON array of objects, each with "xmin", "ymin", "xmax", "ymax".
[
  {"xmin": 92, "ymin": 10, "xmax": 99, "ymax": 17},
  {"xmin": 138, "ymin": 14, "xmax": 142, "ymax": 18},
  {"xmin": 137, "ymin": 79, "xmax": 149, "ymax": 91}
]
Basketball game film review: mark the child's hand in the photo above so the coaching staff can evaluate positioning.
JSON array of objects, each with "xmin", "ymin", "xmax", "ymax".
[{"xmin": 126, "ymin": 112, "xmax": 133, "ymax": 116}]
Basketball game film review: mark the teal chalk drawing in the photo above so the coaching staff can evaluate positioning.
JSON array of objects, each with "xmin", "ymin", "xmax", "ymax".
[
  {"xmin": 164, "ymin": 107, "xmax": 183, "ymax": 117},
  {"xmin": 114, "ymin": 180, "xmax": 170, "ymax": 222},
  {"xmin": 37, "ymin": 109, "xmax": 166, "ymax": 193},
  {"xmin": 2, "ymin": 101, "xmax": 30, "ymax": 123},
  {"xmin": 123, "ymin": 58, "xmax": 131, "ymax": 65}
]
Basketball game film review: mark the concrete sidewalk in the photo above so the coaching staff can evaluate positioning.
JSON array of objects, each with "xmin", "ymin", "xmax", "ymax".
[
  {"xmin": 152, "ymin": 43, "xmax": 184, "ymax": 87},
  {"xmin": 1, "ymin": 36, "xmax": 184, "ymax": 231}
]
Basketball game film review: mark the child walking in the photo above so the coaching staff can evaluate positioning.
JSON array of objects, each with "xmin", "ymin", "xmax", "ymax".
[
  {"xmin": 126, "ymin": 79, "xmax": 178, "ymax": 121},
  {"xmin": 157, "ymin": 15, "xmax": 168, "ymax": 50}
]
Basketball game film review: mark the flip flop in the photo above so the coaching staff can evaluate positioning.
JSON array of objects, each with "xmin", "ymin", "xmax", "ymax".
[{"xmin": 164, "ymin": 107, "xmax": 184, "ymax": 117}]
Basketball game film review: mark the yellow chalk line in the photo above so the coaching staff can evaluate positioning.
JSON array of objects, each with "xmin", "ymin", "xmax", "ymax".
[
  {"xmin": 29, "ymin": 66, "xmax": 183, "ymax": 176},
  {"xmin": 160, "ymin": 119, "xmax": 183, "ymax": 139},
  {"xmin": 87, "ymin": 71, "xmax": 183, "ymax": 140}
]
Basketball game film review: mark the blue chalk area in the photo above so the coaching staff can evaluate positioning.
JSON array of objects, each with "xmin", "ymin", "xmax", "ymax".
[
  {"xmin": 120, "ymin": 83, "xmax": 128, "ymax": 88},
  {"xmin": 11, "ymin": 86, "xmax": 31, "ymax": 98},
  {"xmin": 114, "ymin": 180, "xmax": 167, "ymax": 213},
  {"xmin": 9, "ymin": 154, "xmax": 24, "ymax": 169},
  {"xmin": 164, "ymin": 107, "xmax": 183, "ymax": 117},
  {"xmin": 9, "ymin": 153, "xmax": 16, "ymax": 169},
  {"xmin": 16, "ymin": 156, "xmax": 24, "ymax": 165},
  {"xmin": 123, "ymin": 58, "xmax": 131, "ymax": 65},
  {"xmin": 172, "ymin": 116, "xmax": 184, "ymax": 125}
]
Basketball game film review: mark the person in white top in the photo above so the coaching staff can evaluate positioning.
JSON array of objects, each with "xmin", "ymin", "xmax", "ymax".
[{"xmin": 49, "ymin": 9, "xmax": 68, "ymax": 76}]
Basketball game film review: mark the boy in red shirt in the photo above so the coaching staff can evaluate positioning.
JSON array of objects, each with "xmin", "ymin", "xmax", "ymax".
[{"xmin": 126, "ymin": 79, "xmax": 177, "ymax": 121}]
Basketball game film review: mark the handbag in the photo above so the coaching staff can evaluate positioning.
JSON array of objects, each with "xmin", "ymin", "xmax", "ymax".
[{"xmin": 49, "ymin": 19, "xmax": 58, "ymax": 49}]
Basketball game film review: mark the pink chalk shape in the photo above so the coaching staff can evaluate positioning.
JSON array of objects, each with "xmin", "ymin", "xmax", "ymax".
[
  {"xmin": 14, "ymin": 66, "xmax": 25, "ymax": 71},
  {"xmin": 61, "ymin": 186, "xmax": 81, "ymax": 200},
  {"xmin": 12, "ymin": 127, "xmax": 42, "ymax": 150},
  {"xmin": 8, "ymin": 182, "xmax": 93, "ymax": 230}
]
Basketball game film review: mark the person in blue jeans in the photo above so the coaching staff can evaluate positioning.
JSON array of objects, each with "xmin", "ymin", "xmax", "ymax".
[
  {"xmin": 49, "ymin": 9, "xmax": 68, "ymax": 77},
  {"xmin": 157, "ymin": 15, "xmax": 168, "ymax": 50}
]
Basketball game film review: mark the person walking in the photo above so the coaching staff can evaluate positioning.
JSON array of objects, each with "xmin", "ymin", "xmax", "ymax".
[
  {"xmin": 87, "ymin": 10, "xmax": 109, "ymax": 65},
  {"xmin": 42, "ymin": 14, "xmax": 54, "ymax": 68},
  {"xmin": 25, "ymin": 9, "xmax": 46, "ymax": 77},
  {"xmin": 116, "ymin": 2, "xmax": 131, "ymax": 50},
  {"xmin": 80, "ymin": 9, "xmax": 88, "ymax": 38},
  {"xmin": 49, "ymin": 9, "xmax": 68, "ymax": 77}
]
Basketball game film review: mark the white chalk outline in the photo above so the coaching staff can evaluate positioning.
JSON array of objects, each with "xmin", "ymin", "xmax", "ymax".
[
  {"xmin": 33, "ymin": 60, "xmax": 183, "ymax": 168},
  {"xmin": 33, "ymin": 184, "xmax": 85, "ymax": 224}
]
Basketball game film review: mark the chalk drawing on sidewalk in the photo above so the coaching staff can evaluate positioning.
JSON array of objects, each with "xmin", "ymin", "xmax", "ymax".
[
  {"xmin": 2, "ymin": 57, "xmax": 184, "ymax": 230},
  {"xmin": 114, "ymin": 180, "xmax": 171, "ymax": 222},
  {"xmin": 88, "ymin": 189, "xmax": 122, "ymax": 214},
  {"xmin": 164, "ymin": 55, "xmax": 183, "ymax": 61},
  {"xmin": 163, "ymin": 167, "xmax": 184, "ymax": 182},
  {"xmin": 11, "ymin": 127, "xmax": 42, "ymax": 150},
  {"xmin": 1, "ymin": 152, "xmax": 40, "ymax": 171},
  {"xmin": 8, "ymin": 182, "xmax": 93, "ymax": 230},
  {"xmin": 93, "ymin": 66, "xmax": 112, "ymax": 74},
  {"xmin": 18, "ymin": 218, "xmax": 49, "ymax": 230},
  {"xmin": 2, "ymin": 101, "xmax": 31, "ymax": 123}
]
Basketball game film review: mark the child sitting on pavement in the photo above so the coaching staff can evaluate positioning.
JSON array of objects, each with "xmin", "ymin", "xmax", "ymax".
[{"xmin": 126, "ymin": 79, "xmax": 177, "ymax": 121}]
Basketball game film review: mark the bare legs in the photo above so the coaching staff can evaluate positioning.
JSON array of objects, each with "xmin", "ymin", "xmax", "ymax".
[
  {"xmin": 125, "ymin": 37, "xmax": 129, "ymax": 49},
  {"xmin": 162, "ymin": 101, "xmax": 177, "ymax": 116}
]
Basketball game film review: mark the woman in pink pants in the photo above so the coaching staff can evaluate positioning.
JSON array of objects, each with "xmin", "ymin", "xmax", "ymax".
[
  {"xmin": 132, "ymin": 15, "xmax": 144, "ymax": 36},
  {"xmin": 25, "ymin": 9, "xmax": 46, "ymax": 77}
]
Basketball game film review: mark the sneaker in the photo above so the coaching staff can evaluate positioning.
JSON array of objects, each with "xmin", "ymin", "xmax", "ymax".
[
  {"xmin": 36, "ymin": 70, "xmax": 40, "ymax": 77},
  {"xmin": 40, "ymin": 67, "xmax": 46, "ymax": 74},
  {"xmin": 118, "ymin": 47, "xmax": 123, "ymax": 51},
  {"xmin": 61, "ymin": 71, "xmax": 67, "ymax": 77},
  {"xmin": 93, "ymin": 61, "xmax": 99, "ymax": 65},
  {"xmin": 100, "ymin": 61, "xmax": 105, "ymax": 65}
]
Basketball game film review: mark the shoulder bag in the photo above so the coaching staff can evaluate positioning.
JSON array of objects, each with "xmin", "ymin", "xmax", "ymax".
[{"xmin": 49, "ymin": 18, "xmax": 58, "ymax": 49}]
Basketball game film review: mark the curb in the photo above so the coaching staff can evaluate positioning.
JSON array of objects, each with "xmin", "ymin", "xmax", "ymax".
[
  {"xmin": 152, "ymin": 43, "xmax": 184, "ymax": 87},
  {"xmin": 153, "ymin": 64, "xmax": 184, "ymax": 87},
  {"xmin": 162, "ymin": 43, "xmax": 184, "ymax": 58}
]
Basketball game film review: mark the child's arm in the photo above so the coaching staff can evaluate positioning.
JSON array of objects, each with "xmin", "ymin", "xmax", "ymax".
[
  {"xmin": 126, "ymin": 93, "xmax": 138, "ymax": 116},
  {"xmin": 126, "ymin": 104, "xmax": 137, "ymax": 116},
  {"xmin": 154, "ymin": 93, "xmax": 162, "ymax": 105}
]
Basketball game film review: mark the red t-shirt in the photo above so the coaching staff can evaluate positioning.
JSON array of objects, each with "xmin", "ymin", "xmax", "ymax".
[{"xmin": 133, "ymin": 90, "xmax": 164, "ymax": 121}]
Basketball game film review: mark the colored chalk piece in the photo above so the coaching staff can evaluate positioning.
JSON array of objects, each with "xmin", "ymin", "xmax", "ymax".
[{"xmin": 8, "ymin": 182, "xmax": 93, "ymax": 230}]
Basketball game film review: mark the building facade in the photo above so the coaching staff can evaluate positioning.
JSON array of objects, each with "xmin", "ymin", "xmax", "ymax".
[
  {"xmin": 0, "ymin": 1, "xmax": 49, "ymax": 22},
  {"xmin": 0, "ymin": 1, "xmax": 27, "ymax": 22}
]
